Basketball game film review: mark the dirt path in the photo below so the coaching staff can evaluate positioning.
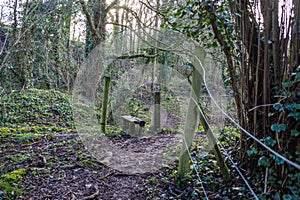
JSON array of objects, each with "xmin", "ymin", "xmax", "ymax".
[
  {"xmin": 1, "ymin": 130, "xmax": 253, "ymax": 199},
  {"xmin": 0, "ymin": 132, "xmax": 194, "ymax": 199}
]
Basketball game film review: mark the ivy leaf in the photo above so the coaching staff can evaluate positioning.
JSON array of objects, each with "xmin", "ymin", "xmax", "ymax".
[
  {"xmin": 200, "ymin": 1, "xmax": 207, "ymax": 6},
  {"xmin": 169, "ymin": 16, "xmax": 176, "ymax": 23},
  {"xmin": 247, "ymin": 147, "xmax": 257, "ymax": 156},
  {"xmin": 264, "ymin": 136, "xmax": 276, "ymax": 147},
  {"xmin": 282, "ymin": 81, "xmax": 294, "ymax": 88},
  {"xmin": 295, "ymin": 72, "xmax": 300, "ymax": 80},
  {"xmin": 270, "ymin": 154, "xmax": 284, "ymax": 165},
  {"xmin": 285, "ymin": 103, "xmax": 295, "ymax": 111},
  {"xmin": 273, "ymin": 103, "xmax": 284, "ymax": 111},
  {"xmin": 273, "ymin": 192, "xmax": 281, "ymax": 200},
  {"xmin": 271, "ymin": 124, "xmax": 286, "ymax": 133},
  {"xmin": 283, "ymin": 91, "xmax": 292, "ymax": 97},
  {"xmin": 291, "ymin": 130, "xmax": 299, "ymax": 137},
  {"xmin": 184, "ymin": 7, "xmax": 191, "ymax": 12},
  {"xmin": 258, "ymin": 156, "xmax": 270, "ymax": 167},
  {"xmin": 217, "ymin": 14, "xmax": 225, "ymax": 19},
  {"xmin": 282, "ymin": 194, "xmax": 292, "ymax": 200},
  {"xmin": 184, "ymin": 62, "xmax": 193, "ymax": 68},
  {"xmin": 288, "ymin": 112, "xmax": 300, "ymax": 121}
]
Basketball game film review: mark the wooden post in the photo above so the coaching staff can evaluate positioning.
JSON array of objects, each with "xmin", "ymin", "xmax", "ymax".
[
  {"xmin": 197, "ymin": 102, "xmax": 231, "ymax": 181},
  {"xmin": 100, "ymin": 75, "xmax": 111, "ymax": 133},
  {"xmin": 177, "ymin": 48, "xmax": 231, "ymax": 181},
  {"xmin": 153, "ymin": 91, "xmax": 161, "ymax": 132},
  {"xmin": 178, "ymin": 66, "xmax": 202, "ymax": 177}
]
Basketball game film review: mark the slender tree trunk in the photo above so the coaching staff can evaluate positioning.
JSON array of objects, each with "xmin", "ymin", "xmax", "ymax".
[
  {"xmin": 12, "ymin": 0, "xmax": 18, "ymax": 40},
  {"xmin": 292, "ymin": 0, "xmax": 300, "ymax": 68},
  {"xmin": 21, "ymin": 0, "xmax": 32, "ymax": 89},
  {"xmin": 261, "ymin": 0, "xmax": 271, "ymax": 136},
  {"xmin": 65, "ymin": 0, "xmax": 73, "ymax": 92},
  {"xmin": 272, "ymin": 0, "xmax": 280, "ymax": 84}
]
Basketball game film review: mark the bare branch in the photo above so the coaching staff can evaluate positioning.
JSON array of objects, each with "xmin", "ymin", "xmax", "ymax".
[
  {"xmin": 0, "ymin": 32, "xmax": 9, "ymax": 56},
  {"xmin": 115, "ymin": 53, "xmax": 159, "ymax": 59},
  {"xmin": 105, "ymin": 0, "xmax": 118, "ymax": 13},
  {"xmin": 204, "ymin": 4, "xmax": 243, "ymax": 124},
  {"xmin": 106, "ymin": 22, "xmax": 130, "ymax": 29},
  {"xmin": 112, "ymin": 6, "xmax": 145, "ymax": 27},
  {"xmin": 138, "ymin": 0, "xmax": 164, "ymax": 17},
  {"xmin": 79, "ymin": 0, "xmax": 99, "ymax": 39}
]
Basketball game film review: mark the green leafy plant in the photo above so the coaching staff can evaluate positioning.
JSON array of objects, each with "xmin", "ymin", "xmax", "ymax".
[
  {"xmin": 0, "ymin": 168, "xmax": 27, "ymax": 199},
  {"xmin": 0, "ymin": 89, "xmax": 74, "ymax": 128}
]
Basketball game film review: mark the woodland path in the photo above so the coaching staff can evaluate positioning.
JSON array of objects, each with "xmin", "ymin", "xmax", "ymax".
[{"xmin": 1, "ymin": 131, "xmax": 203, "ymax": 199}]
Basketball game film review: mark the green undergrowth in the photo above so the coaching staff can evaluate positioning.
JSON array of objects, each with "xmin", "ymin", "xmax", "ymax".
[
  {"xmin": 0, "ymin": 125, "xmax": 74, "ymax": 144},
  {"xmin": 145, "ymin": 126, "xmax": 246, "ymax": 199},
  {"xmin": 0, "ymin": 168, "xmax": 27, "ymax": 199},
  {"xmin": 0, "ymin": 125, "xmax": 72, "ymax": 136},
  {"xmin": 0, "ymin": 89, "xmax": 74, "ymax": 128}
]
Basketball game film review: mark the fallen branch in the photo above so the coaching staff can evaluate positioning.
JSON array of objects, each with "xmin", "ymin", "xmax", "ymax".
[
  {"xmin": 99, "ymin": 172, "xmax": 115, "ymax": 180},
  {"xmin": 77, "ymin": 185, "xmax": 100, "ymax": 200}
]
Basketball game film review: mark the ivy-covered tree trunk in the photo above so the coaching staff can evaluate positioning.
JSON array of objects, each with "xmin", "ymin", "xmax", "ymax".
[
  {"xmin": 20, "ymin": 0, "xmax": 33, "ymax": 90},
  {"xmin": 81, "ymin": 0, "xmax": 108, "ymax": 55}
]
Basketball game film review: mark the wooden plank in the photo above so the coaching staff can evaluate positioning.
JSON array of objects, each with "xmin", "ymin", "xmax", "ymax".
[{"xmin": 120, "ymin": 115, "xmax": 146, "ymax": 127}]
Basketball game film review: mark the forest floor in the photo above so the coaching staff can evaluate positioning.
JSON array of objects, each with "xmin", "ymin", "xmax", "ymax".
[
  {"xmin": 0, "ymin": 131, "xmax": 193, "ymax": 199},
  {"xmin": 0, "ymin": 89, "xmax": 251, "ymax": 199},
  {"xmin": 0, "ymin": 129, "xmax": 250, "ymax": 200}
]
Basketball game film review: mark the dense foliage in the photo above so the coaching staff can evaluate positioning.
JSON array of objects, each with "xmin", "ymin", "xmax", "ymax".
[
  {"xmin": 0, "ymin": 0, "xmax": 299, "ymax": 199},
  {"xmin": 162, "ymin": 0, "xmax": 300, "ymax": 198},
  {"xmin": 0, "ymin": 89, "xmax": 73, "ymax": 128}
]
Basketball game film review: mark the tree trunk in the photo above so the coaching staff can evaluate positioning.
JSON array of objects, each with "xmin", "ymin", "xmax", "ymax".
[{"xmin": 81, "ymin": 0, "xmax": 107, "ymax": 55}]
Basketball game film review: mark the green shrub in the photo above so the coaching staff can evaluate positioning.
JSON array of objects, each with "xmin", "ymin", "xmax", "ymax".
[{"xmin": 0, "ymin": 89, "xmax": 74, "ymax": 128}]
